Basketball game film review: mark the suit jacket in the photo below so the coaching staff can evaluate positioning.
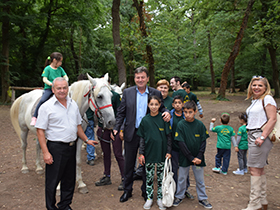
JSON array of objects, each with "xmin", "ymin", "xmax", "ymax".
[{"xmin": 114, "ymin": 86, "xmax": 169, "ymax": 142}]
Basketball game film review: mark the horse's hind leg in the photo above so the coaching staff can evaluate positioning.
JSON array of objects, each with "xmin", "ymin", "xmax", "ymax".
[
  {"xmin": 76, "ymin": 138, "xmax": 88, "ymax": 194},
  {"xmin": 35, "ymin": 138, "xmax": 43, "ymax": 174},
  {"xmin": 20, "ymin": 130, "xmax": 29, "ymax": 173}
]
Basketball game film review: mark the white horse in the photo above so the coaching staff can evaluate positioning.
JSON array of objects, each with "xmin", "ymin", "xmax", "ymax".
[
  {"xmin": 10, "ymin": 73, "xmax": 115, "ymax": 194},
  {"xmin": 110, "ymin": 82, "xmax": 125, "ymax": 97}
]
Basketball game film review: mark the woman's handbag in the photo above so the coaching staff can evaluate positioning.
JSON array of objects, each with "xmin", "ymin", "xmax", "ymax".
[
  {"xmin": 162, "ymin": 157, "xmax": 176, "ymax": 207},
  {"xmin": 261, "ymin": 100, "xmax": 280, "ymax": 142}
]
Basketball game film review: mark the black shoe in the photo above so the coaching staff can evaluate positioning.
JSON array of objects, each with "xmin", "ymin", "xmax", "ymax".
[
  {"xmin": 133, "ymin": 173, "xmax": 142, "ymax": 180},
  {"xmin": 141, "ymin": 191, "xmax": 147, "ymax": 201},
  {"xmin": 95, "ymin": 175, "xmax": 112, "ymax": 186},
  {"xmin": 118, "ymin": 179, "xmax": 124, "ymax": 191},
  {"xmin": 86, "ymin": 159, "xmax": 95, "ymax": 166},
  {"xmin": 120, "ymin": 191, "xmax": 132, "ymax": 202}
]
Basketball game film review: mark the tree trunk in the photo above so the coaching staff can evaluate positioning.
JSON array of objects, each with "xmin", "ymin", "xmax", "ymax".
[
  {"xmin": 229, "ymin": 61, "xmax": 236, "ymax": 93},
  {"xmin": 208, "ymin": 31, "xmax": 216, "ymax": 94},
  {"xmin": 128, "ymin": 41, "xmax": 135, "ymax": 87},
  {"xmin": 70, "ymin": 28, "xmax": 79, "ymax": 75},
  {"xmin": 1, "ymin": 1, "xmax": 10, "ymax": 103},
  {"xmin": 112, "ymin": 0, "xmax": 126, "ymax": 86},
  {"xmin": 133, "ymin": 0, "xmax": 155, "ymax": 87},
  {"xmin": 268, "ymin": 47, "xmax": 280, "ymax": 98},
  {"xmin": 218, "ymin": 0, "xmax": 255, "ymax": 99}
]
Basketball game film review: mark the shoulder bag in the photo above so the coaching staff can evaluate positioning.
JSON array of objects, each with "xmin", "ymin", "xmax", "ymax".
[{"xmin": 162, "ymin": 157, "xmax": 176, "ymax": 207}]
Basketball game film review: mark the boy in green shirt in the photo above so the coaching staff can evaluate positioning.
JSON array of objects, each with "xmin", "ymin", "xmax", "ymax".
[
  {"xmin": 210, "ymin": 113, "xmax": 237, "ymax": 175},
  {"xmin": 173, "ymin": 101, "xmax": 212, "ymax": 209}
]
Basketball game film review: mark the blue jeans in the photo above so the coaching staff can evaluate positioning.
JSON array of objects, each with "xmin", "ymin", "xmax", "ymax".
[
  {"xmin": 175, "ymin": 166, "xmax": 208, "ymax": 201},
  {"xmin": 33, "ymin": 88, "xmax": 53, "ymax": 118},
  {"xmin": 85, "ymin": 120, "xmax": 95, "ymax": 161},
  {"xmin": 215, "ymin": 148, "xmax": 231, "ymax": 172},
  {"xmin": 237, "ymin": 149, "xmax": 247, "ymax": 171}
]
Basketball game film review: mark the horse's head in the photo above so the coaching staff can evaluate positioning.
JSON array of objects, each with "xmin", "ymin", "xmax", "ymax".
[
  {"xmin": 110, "ymin": 82, "xmax": 125, "ymax": 98},
  {"xmin": 87, "ymin": 73, "xmax": 116, "ymax": 129}
]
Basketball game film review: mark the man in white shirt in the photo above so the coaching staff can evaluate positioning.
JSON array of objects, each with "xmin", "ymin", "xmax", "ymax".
[{"xmin": 36, "ymin": 77, "xmax": 97, "ymax": 210}]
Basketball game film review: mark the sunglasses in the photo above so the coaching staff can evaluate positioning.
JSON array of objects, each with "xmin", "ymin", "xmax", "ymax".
[{"xmin": 252, "ymin": 75, "xmax": 265, "ymax": 79}]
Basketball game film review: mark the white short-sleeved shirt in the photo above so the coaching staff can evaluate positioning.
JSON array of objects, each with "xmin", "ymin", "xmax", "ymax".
[
  {"xmin": 246, "ymin": 95, "xmax": 277, "ymax": 129},
  {"xmin": 35, "ymin": 95, "xmax": 82, "ymax": 142}
]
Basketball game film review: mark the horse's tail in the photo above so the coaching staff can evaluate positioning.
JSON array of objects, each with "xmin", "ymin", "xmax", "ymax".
[{"xmin": 10, "ymin": 96, "xmax": 23, "ymax": 139}]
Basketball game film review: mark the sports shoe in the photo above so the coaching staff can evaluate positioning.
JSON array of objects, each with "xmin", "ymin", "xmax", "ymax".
[
  {"xmin": 118, "ymin": 179, "xmax": 124, "ymax": 191},
  {"xmin": 185, "ymin": 189, "xmax": 194, "ymax": 200},
  {"xmin": 244, "ymin": 168, "xmax": 248, "ymax": 173},
  {"xmin": 95, "ymin": 175, "xmax": 112, "ymax": 186},
  {"xmin": 220, "ymin": 170, "xmax": 227, "ymax": 175},
  {"xmin": 173, "ymin": 197, "xmax": 183, "ymax": 206},
  {"xmin": 233, "ymin": 168, "xmax": 244, "ymax": 175},
  {"xmin": 143, "ymin": 199, "xmax": 153, "ymax": 209},
  {"xmin": 199, "ymin": 200, "xmax": 212, "ymax": 209},
  {"xmin": 30, "ymin": 117, "xmax": 37, "ymax": 126},
  {"xmin": 86, "ymin": 159, "xmax": 95, "ymax": 166},
  {"xmin": 212, "ymin": 167, "xmax": 220, "ymax": 173},
  {"xmin": 157, "ymin": 199, "xmax": 166, "ymax": 210}
]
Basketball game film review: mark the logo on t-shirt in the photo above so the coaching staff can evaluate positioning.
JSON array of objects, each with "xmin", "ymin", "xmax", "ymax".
[
  {"xmin": 175, "ymin": 132, "xmax": 178, "ymax": 137},
  {"xmin": 221, "ymin": 128, "xmax": 230, "ymax": 135}
]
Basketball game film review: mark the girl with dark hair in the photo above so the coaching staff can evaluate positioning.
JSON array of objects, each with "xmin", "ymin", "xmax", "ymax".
[{"xmin": 30, "ymin": 52, "xmax": 68, "ymax": 126}]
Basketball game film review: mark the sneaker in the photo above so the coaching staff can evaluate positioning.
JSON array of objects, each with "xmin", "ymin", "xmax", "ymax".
[
  {"xmin": 95, "ymin": 175, "xmax": 112, "ymax": 186},
  {"xmin": 143, "ymin": 199, "xmax": 153, "ymax": 209},
  {"xmin": 30, "ymin": 117, "xmax": 37, "ymax": 126},
  {"xmin": 118, "ymin": 179, "xmax": 124, "ymax": 191},
  {"xmin": 173, "ymin": 197, "xmax": 183, "ymax": 207},
  {"xmin": 185, "ymin": 189, "xmax": 194, "ymax": 200},
  {"xmin": 212, "ymin": 167, "xmax": 220, "ymax": 173},
  {"xmin": 86, "ymin": 159, "xmax": 95, "ymax": 166},
  {"xmin": 199, "ymin": 200, "xmax": 212, "ymax": 209},
  {"xmin": 233, "ymin": 168, "xmax": 244, "ymax": 175},
  {"xmin": 157, "ymin": 199, "xmax": 166, "ymax": 210},
  {"xmin": 244, "ymin": 168, "xmax": 248, "ymax": 173},
  {"xmin": 220, "ymin": 170, "xmax": 227, "ymax": 175}
]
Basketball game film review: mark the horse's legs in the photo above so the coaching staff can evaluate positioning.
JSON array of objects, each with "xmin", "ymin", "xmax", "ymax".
[
  {"xmin": 20, "ymin": 130, "xmax": 29, "ymax": 173},
  {"xmin": 76, "ymin": 138, "xmax": 88, "ymax": 194},
  {"xmin": 35, "ymin": 139, "xmax": 43, "ymax": 174}
]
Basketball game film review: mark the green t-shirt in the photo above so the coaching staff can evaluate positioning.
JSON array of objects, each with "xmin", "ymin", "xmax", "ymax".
[
  {"xmin": 175, "ymin": 119, "xmax": 209, "ymax": 167},
  {"xmin": 137, "ymin": 113, "xmax": 172, "ymax": 163},
  {"xmin": 41, "ymin": 65, "xmax": 67, "ymax": 89},
  {"xmin": 237, "ymin": 125, "xmax": 248, "ymax": 150},
  {"xmin": 185, "ymin": 91, "xmax": 198, "ymax": 104},
  {"xmin": 98, "ymin": 90, "xmax": 120, "ymax": 128},
  {"xmin": 171, "ymin": 112, "xmax": 184, "ymax": 152},
  {"xmin": 163, "ymin": 96, "xmax": 173, "ymax": 111},
  {"xmin": 211, "ymin": 125, "xmax": 235, "ymax": 149},
  {"xmin": 172, "ymin": 89, "xmax": 188, "ymax": 103}
]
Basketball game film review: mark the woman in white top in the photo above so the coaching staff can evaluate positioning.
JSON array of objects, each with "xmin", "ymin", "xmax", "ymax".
[{"xmin": 243, "ymin": 76, "xmax": 277, "ymax": 210}]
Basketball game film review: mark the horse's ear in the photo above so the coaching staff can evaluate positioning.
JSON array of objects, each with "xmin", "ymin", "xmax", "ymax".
[
  {"xmin": 87, "ymin": 73, "xmax": 97, "ymax": 86},
  {"xmin": 120, "ymin": 82, "xmax": 125, "ymax": 91},
  {"xmin": 104, "ymin": 73, "xmax": 109, "ymax": 82}
]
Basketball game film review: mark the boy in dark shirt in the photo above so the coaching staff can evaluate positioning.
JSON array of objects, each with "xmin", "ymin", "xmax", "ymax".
[{"xmin": 173, "ymin": 101, "xmax": 212, "ymax": 209}]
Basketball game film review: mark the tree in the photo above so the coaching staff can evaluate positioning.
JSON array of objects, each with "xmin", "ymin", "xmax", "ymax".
[
  {"xmin": 218, "ymin": 0, "xmax": 255, "ymax": 99},
  {"xmin": 112, "ymin": 0, "xmax": 126, "ymax": 85}
]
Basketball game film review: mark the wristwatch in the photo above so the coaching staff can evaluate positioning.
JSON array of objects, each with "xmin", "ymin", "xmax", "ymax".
[
  {"xmin": 260, "ymin": 136, "xmax": 265, "ymax": 140},
  {"xmin": 85, "ymin": 138, "xmax": 89, "ymax": 143}
]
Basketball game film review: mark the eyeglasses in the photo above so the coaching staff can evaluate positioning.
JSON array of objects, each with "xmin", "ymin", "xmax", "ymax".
[{"xmin": 252, "ymin": 75, "xmax": 265, "ymax": 79}]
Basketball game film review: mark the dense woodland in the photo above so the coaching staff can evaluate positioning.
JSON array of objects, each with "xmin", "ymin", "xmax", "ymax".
[{"xmin": 1, "ymin": 0, "xmax": 280, "ymax": 102}]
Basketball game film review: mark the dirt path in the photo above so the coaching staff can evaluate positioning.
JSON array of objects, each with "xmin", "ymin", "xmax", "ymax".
[{"xmin": 1, "ymin": 93, "xmax": 280, "ymax": 210}]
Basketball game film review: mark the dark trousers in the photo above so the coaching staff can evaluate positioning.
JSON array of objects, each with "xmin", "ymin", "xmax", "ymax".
[
  {"xmin": 46, "ymin": 141, "xmax": 76, "ymax": 210},
  {"xmin": 97, "ymin": 127, "xmax": 124, "ymax": 177},
  {"xmin": 215, "ymin": 148, "xmax": 231, "ymax": 173},
  {"xmin": 123, "ymin": 130, "xmax": 146, "ymax": 194},
  {"xmin": 237, "ymin": 149, "xmax": 247, "ymax": 171},
  {"xmin": 34, "ymin": 88, "xmax": 53, "ymax": 118}
]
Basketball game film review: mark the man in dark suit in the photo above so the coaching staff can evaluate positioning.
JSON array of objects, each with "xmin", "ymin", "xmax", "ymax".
[{"xmin": 112, "ymin": 66, "xmax": 171, "ymax": 202}]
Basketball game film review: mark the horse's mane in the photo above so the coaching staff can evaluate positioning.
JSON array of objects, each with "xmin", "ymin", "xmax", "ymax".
[{"xmin": 69, "ymin": 80, "xmax": 91, "ymax": 106}]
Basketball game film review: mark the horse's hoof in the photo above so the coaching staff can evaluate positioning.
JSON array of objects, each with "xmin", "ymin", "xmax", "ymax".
[
  {"xmin": 79, "ymin": 186, "xmax": 89, "ymax": 194},
  {"xmin": 36, "ymin": 169, "xmax": 44, "ymax": 175},
  {"xmin": 21, "ymin": 169, "xmax": 29, "ymax": 174}
]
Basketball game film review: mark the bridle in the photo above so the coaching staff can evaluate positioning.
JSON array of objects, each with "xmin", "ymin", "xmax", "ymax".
[{"xmin": 83, "ymin": 85, "xmax": 112, "ymax": 125}]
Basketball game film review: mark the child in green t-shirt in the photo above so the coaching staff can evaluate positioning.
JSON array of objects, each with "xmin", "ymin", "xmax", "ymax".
[
  {"xmin": 210, "ymin": 113, "xmax": 237, "ymax": 175},
  {"xmin": 173, "ymin": 101, "xmax": 212, "ymax": 209},
  {"xmin": 137, "ymin": 95, "xmax": 172, "ymax": 210},
  {"xmin": 233, "ymin": 112, "xmax": 248, "ymax": 176}
]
